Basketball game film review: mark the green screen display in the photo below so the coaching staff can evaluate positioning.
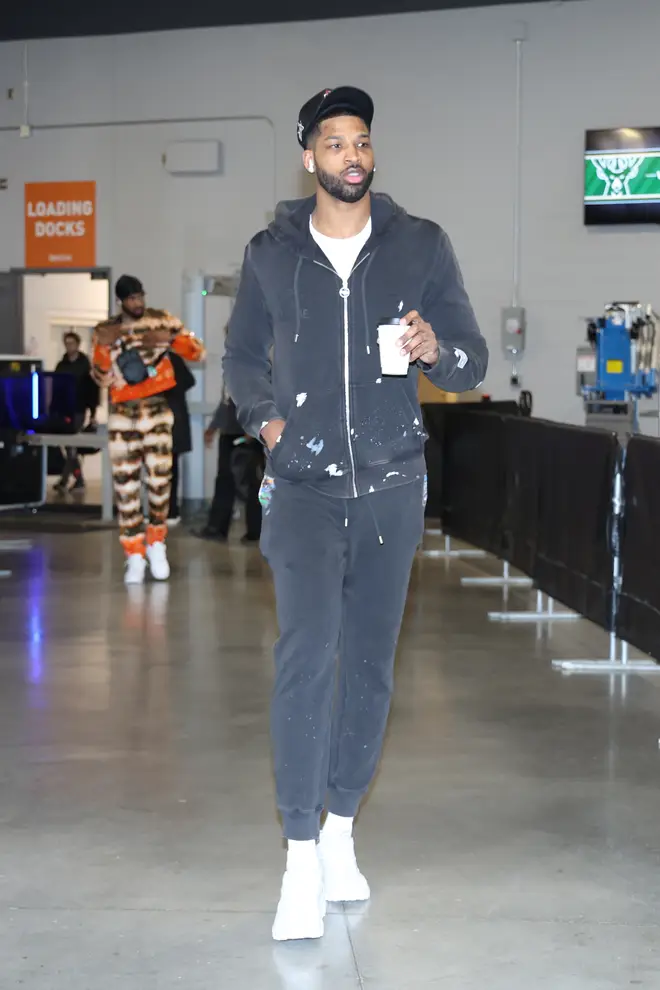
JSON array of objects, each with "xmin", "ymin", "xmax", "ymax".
[{"xmin": 585, "ymin": 150, "xmax": 660, "ymax": 203}]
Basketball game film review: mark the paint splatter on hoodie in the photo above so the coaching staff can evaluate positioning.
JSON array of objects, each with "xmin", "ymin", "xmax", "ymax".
[{"xmin": 223, "ymin": 194, "xmax": 488, "ymax": 498}]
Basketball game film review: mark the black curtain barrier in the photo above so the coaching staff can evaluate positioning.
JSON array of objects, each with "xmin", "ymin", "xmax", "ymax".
[
  {"xmin": 424, "ymin": 404, "xmax": 616, "ymax": 634},
  {"xmin": 505, "ymin": 418, "xmax": 616, "ymax": 629},
  {"xmin": 501, "ymin": 416, "xmax": 541, "ymax": 578},
  {"xmin": 423, "ymin": 401, "xmax": 660, "ymax": 645},
  {"xmin": 422, "ymin": 406, "xmax": 445, "ymax": 519},
  {"xmin": 616, "ymin": 437, "xmax": 660, "ymax": 658},
  {"xmin": 436, "ymin": 411, "xmax": 510, "ymax": 557},
  {"xmin": 422, "ymin": 400, "xmax": 519, "ymax": 518}
]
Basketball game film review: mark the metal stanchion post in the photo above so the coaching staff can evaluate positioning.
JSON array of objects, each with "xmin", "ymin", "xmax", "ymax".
[
  {"xmin": 461, "ymin": 559, "xmax": 533, "ymax": 589},
  {"xmin": 489, "ymin": 589, "xmax": 578, "ymax": 623},
  {"xmin": 552, "ymin": 458, "xmax": 660, "ymax": 674},
  {"xmin": 554, "ymin": 636, "xmax": 658, "ymax": 674},
  {"xmin": 422, "ymin": 533, "xmax": 487, "ymax": 560}
]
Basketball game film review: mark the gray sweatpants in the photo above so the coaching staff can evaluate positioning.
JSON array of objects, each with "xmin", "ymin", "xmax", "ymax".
[{"xmin": 260, "ymin": 476, "xmax": 425, "ymax": 841}]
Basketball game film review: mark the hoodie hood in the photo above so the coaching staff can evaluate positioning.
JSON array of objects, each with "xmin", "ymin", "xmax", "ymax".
[{"xmin": 269, "ymin": 193, "xmax": 406, "ymax": 255}]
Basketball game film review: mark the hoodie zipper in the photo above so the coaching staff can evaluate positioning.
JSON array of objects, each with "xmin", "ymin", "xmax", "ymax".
[
  {"xmin": 340, "ymin": 280, "xmax": 358, "ymax": 498},
  {"xmin": 313, "ymin": 253, "xmax": 370, "ymax": 499}
]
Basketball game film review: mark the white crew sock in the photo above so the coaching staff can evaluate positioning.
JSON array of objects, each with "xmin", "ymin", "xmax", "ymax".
[
  {"xmin": 286, "ymin": 839, "xmax": 319, "ymax": 872},
  {"xmin": 322, "ymin": 813, "xmax": 354, "ymax": 838}
]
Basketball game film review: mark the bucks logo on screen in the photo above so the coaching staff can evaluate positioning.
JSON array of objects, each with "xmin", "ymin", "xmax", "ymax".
[{"xmin": 585, "ymin": 151, "xmax": 660, "ymax": 202}]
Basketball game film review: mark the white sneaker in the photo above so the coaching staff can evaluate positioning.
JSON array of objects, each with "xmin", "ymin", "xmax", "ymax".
[
  {"xmin": 167, "ymin": 517, "xmax": 181, "ymax": 528},
  {"xmin": 146, "ymin": 542, "xmax": 170, "ymax": 581},
  {"xmin": 319, "ymin": 830, "xmax": 371, "ymax": 903},
  {"xmin": 124, "ymin": 554, "xmax": 147, "ymax": 586},
  {"xmin": 272, "ymin": 865, "xmax": 326, "ymax": 942}
]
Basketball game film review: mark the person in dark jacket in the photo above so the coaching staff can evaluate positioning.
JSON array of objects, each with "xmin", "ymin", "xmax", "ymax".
[
  {"xmin": 165, "ymin": 350, "xmax": 196, "ymax": 525},
  {"xmin": 194, "ymin": 392, "xmax": 262, "ymax": 543},
  {"xmin": 223, "ymin": 86, "xmax": 488, "ymax": 942},
  {"xmin": 53, "ymin": 331, "xmax": 99, "ymax": 492}
]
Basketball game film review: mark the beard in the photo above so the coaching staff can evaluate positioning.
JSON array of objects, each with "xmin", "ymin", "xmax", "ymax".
[
  {"xmin": 122, "ymin": 302, "xmax": 145, "ymax": 319},
  {"xmin": 316, "ymin": 164, "xmax": 374, "ymax": 204}
]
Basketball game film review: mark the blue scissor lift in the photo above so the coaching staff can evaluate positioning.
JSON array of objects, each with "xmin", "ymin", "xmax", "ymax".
[{"xmin": 577, "ymin": 302, "xmax": 658, "ymax": 437}]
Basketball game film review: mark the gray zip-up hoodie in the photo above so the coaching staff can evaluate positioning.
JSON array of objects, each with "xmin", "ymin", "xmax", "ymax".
[{"xmin": 223, "ymin": 193, "xmax": 488, "ymax": 499}]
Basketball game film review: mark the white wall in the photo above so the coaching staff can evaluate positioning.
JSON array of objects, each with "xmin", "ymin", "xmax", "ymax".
[{"xmin": 1, "ymin": 0, "xmax": 659, "ymax": 423}]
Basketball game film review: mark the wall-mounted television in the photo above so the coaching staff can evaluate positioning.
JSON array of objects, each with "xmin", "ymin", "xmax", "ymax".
[{"xmin": 585, "ymin": 127, "xmax": 660, "ymax": 226}]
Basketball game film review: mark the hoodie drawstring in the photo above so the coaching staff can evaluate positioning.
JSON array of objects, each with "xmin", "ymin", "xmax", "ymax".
[
  {"xmin": 343, "ymin": 495, "xmax": 383, "ymax": 545},
  {"xmin": 367, "ymin": 497, "xmax": 384, "ymax": 546},
  {"xmin": 344, "ymin": 497, "xmax": 383, "ymax": 544},
  {"xmin": 292, "ymin": 256, "xmax": 303, "ymax": 343},
  {"xmin": 359, "ymin": 249, "xmax": 378, "ymax": 356}
]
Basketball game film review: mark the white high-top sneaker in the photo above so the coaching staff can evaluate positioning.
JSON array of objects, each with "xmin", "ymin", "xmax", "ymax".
[
  {"xmin": 272, "ymin": 842, "xmax": 326, "ymax": 942},
  {"xmin": 146, "ymin": 542, "xmax": 170, "ymax": 581},
  {"xmin": 124, "ymin": 554, "xmax": 147, "ymax": 586},
  {"xmin": 319, "ymin": 816, "xmax": 371, "ymax": 903}
]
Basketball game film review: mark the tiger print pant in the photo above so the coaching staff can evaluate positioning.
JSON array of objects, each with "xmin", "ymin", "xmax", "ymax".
[{"xmin": 108, "ymin": 396, "xmax": 174, "ymax": 556}]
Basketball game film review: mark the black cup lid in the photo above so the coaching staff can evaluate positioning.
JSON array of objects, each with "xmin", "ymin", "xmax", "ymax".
[{"xmin": 378, "ymin": 317, "xmax": 403, "ymax": 326}]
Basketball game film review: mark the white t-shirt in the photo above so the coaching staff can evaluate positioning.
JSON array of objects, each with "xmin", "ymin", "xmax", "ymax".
[{"xmin": 309, "ymin": 216, "xmax": 372, "ymax": 284}]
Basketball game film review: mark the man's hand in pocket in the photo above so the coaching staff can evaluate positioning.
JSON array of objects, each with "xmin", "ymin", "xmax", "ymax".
[{"xmin": 260, "ymin": 419, "xmax": 286, "ymax": 451}]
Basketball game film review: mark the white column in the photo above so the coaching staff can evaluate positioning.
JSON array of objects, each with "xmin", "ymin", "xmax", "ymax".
[{"xmin": 181, "ymin": 270, "xmax": 206, "ymax": 503}]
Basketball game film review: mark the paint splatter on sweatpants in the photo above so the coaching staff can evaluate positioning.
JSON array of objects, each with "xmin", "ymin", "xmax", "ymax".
[
  {"xmin": 108, "ymin": 395, "xmax": 174, "ymax": 557},
  {"xmin": 260, "ymin": 475, "xmax": 426, "ymax": 841}
]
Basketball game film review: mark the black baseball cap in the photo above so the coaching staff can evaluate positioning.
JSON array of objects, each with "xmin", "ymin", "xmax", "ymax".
[{"xmin": 297, "ymin": 87, "xmax": 374, "ymax": 148}]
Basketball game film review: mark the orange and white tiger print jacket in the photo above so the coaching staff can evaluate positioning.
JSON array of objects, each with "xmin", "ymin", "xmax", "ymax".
[{"xmin": 92, "ymin": 308, "xmax": 205, "ymax": 404}]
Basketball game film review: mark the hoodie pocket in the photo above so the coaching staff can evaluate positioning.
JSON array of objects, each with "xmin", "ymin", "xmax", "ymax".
[
  {"xmin": 269, "ymin": 390, "xmax": 348, "ymax": 483},
  {"xmin": 351, "ymin": 381, "xmax": 427, "ymax": 474}
]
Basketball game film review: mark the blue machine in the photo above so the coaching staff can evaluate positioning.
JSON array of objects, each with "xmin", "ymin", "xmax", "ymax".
[{"xmin": 577, "ymin": 302, "xmax": 658, "ymax": 435}]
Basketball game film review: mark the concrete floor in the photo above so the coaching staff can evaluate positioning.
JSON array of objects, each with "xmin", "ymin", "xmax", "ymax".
[
  {"xmin": 1, "ymin": 528, "xmax": 660, "ymax": 988},
  {"xmin": 46, "ymin": 477, "xmax": 102, "ymax": 508}
]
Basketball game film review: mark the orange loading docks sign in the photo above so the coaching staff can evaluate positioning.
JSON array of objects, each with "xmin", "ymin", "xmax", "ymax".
[{"xmin": 24, "ymin": 181, "xmax": 96, "ymax": 268}]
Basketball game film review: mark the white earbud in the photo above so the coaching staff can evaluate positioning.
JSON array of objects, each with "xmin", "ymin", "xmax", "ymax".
[{"xmin": 307, "ymin": 163, "xmax": 315, "ymax": 174}]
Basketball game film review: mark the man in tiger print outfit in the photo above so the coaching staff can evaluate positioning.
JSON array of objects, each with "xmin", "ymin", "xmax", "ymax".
[{"xmin": 92, "ymin": 275, "xmax": 205, "ymax": 584}]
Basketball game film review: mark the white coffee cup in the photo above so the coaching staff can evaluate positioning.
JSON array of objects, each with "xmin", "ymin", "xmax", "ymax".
[{"xmin": 377, "ymin": 319, "xmax": 410, "ymax": 377}]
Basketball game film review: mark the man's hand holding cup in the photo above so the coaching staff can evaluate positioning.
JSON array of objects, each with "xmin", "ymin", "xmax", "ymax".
[{"xmin": 398, "ymin": 310, "xmax": 440, "ymax": 366}]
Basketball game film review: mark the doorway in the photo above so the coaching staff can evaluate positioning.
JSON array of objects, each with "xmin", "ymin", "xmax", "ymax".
[
  {"xmin": 20, "ymin": 269, "xmax": 111, "ymax": 506},
  {"xmin": 21, "ymin": 271, "xmax": 110, "ymax": 361}
]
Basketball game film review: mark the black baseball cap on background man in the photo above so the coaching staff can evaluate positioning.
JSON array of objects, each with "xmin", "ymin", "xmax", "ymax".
[{"xmin": 297, "ymin": 87, "xmax": 374, "ymax": 148}]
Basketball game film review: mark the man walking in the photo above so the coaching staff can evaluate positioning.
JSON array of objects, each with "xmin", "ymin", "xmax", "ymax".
[
  {"xmin": 53, "ymin": 331, "xmax": 99, "ymax": 492},
  {"xmin": 223, "ymin": 87, "xmax": 488, "ymax": 941},
  {"xmin": 92, "ymin": 275, "xmax": 204, "ymax": 584}
]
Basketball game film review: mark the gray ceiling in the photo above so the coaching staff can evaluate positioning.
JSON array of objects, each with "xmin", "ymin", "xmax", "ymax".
[{"xmin": 2, "ymin": 1, "xmax": 583, "ymax": 43}]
